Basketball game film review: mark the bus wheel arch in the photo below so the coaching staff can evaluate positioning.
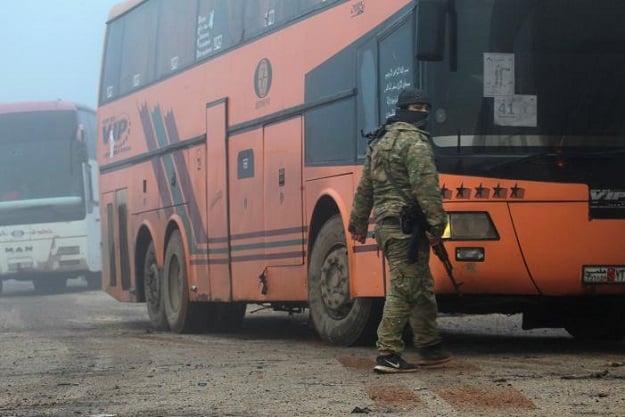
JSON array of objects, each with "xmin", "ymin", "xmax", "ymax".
[{"xmin": 307, "ymin": 208, "xmax": 378, "ymax": 346}]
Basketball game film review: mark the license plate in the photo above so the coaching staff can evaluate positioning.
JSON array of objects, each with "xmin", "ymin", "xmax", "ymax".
[{"xmin": 583, "ymin": 266, "xmax": 625, "ymax": 283}]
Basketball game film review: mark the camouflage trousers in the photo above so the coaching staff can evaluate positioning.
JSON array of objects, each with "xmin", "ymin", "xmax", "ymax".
[{"xmin": 374, "ymin": 220, "xmax": 441, "ymax": 353}]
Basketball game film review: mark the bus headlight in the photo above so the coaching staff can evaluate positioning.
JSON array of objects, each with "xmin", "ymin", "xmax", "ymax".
[{"xmin": 442, "ymin": 212, "xmax": 498, "ymax": 240}]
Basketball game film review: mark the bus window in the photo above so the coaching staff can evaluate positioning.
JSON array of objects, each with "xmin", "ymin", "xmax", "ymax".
[
  {"xmin": 101, "ymin": 18, "xmax": 124, "ymax": 102},
  {"xmin": 299, "ymin": 0, "xmax": 338, "ymax": 14},
  {"xmin": 119, "ymin": 1, "xmax": 158, "ymax": 95},
  {"xmin": 197, "ymin": 0, "xmax": 245, "ymax": 59},
  {"xmin": 357, "ymin": 39, "xmax": 378, "ymax": 158},
  {"xmin": 379, "ymin": 18, "xmax": 415, "ymax": 121},
  {"xmin": 243, "ymin": 0, "xmax": 301, "ymax": 39},
  {"xmin": 77, "ymin": 109, "xmax": 97, "ymax": 160},
  {"xmin": 157, "ymin": 0, "xmax": 197, "ymax": 78}
]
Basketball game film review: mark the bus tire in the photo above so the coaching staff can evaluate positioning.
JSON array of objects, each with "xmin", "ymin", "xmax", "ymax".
[
  {"xmin": 197, "ymin": 303, "xmax": 246, "ymax": 332},
  {"xmin": 163, "ymin": 230, "xmax": 201, "ymax": 333},
  {"xmin": 308, "ymin": 214, "xmax": 378, "ymax": 346},
  {"xmin": 565, "ymin": 317, "xmax": 625, "ymax": 341},
  {"xmin": 85, "ymin": 272, "xmax": 102, "ymax": 290},
  {"xmin": 144, "ymin": 241, "xmax": 168, "ymax": 331},
  {"xmin": 33, "ymin": 277, "xmax": 66, "ymax": 293}
]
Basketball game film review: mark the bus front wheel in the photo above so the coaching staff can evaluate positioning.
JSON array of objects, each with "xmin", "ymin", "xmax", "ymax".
[
  {"xmin": 163, "ymin": 230, "xmax": 201, "ymax": 333},
  {"xmin": 144, "ymin": 241, "xmax": 168, "ymax": 331},
  {"xmin": 307, "ymin": 215, "xmax": 378, "ymax": 346}
]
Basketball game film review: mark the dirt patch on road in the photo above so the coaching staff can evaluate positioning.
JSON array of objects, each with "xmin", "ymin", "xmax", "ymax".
[
  {"xmin": 366, "ymin": 384, "xmax": 424, "ymax": 409},
  {"xmin": 435, "ymin": 385, "xmax": 535, "ymax": 411}
]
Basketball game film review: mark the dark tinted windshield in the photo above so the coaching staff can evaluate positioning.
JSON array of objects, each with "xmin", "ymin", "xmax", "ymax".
[
  {"xmin": 0, "ymin": 110, "xmax": 85, "ymax": 224},
  {"xmin": 428, "ymin": 0, "xmax": 625, "ymax": 150}
]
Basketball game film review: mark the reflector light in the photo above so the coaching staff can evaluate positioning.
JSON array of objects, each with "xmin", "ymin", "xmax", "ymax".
[{"xmin": 456, "ymin": 247, "xmax": 485, "ymax": 262}]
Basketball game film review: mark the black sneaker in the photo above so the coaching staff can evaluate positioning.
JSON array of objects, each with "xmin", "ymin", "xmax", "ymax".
[
  {"xmin": 374, "ymin": 353, "xmax": 420, "ymax": 374},
  {"xmin": 416, "ymin": 344, "xmax": 452, "ymax": 366}
]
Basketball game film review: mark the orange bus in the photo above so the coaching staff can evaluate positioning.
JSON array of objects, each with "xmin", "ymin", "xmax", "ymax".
[{"xmin": 98, "ymin": 0, "xmax": 625, "ymax": 344}]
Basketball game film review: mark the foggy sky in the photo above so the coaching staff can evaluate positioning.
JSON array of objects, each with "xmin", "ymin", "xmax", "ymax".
[{"xmin": 0, "ymin": 0, "xmax": 121, "ymax": 110}]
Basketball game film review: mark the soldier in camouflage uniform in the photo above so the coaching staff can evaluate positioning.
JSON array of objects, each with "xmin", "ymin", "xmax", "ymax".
[{"xmin": 348, "ymin": 87, "xmax": 451, "ymax": 374}]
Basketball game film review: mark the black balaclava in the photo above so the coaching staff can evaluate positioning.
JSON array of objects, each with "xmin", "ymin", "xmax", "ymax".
[{"xmin": 394, "ymin": 108, "xmax": 429, "ymax": 129}]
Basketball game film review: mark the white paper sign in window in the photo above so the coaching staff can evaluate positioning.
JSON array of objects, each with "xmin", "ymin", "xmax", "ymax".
[
  {"xmin": 484, "ymin": 53, "xmax": 514, "ymax": 97},
  {"xmin": 494, "ymin": 95, "xmax": 537, "ymax": 127}
]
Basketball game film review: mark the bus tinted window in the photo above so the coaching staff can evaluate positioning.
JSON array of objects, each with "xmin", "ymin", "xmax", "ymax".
[
  {"xmin": 299, "ymin": 0, "xmax": 339, "ymax": 14},
  {"xmin": 119, "ymin": 1, "xmax": 158, "ymax": 95},
  {"xmin": 243, "ymin": 0, "xmax": 302, "ymax": 38},
  {"xmin": 157, "ymin": 0, "xmax": 197, "ymax": 78},
  {"xmin": 379, "ymin": 19, "xmax": 415, "ymax": 121},
  {"xmin": 101, "ymin": 18, "xmax": 124, "ymax": 102},
  {"xmin": 197, "ymin": 0, "xmax": 245, "ymax": 59}
]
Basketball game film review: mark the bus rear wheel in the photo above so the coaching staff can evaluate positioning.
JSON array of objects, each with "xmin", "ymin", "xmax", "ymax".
[
  {"xmin": 565, "ymin": 315, "xmax": 625, "ymax": 341},
  {"xmin": 144, "ymin": 241, "xmax": 168, "ymax": 331},
  {"xmin": 163, "ymin": 230, "xmax": 201, "ymax": 333},
  {"xmin": 200, "ymin": 302, "xmax": 247, "ymax": 332},
  {"xmin": 308, "ymin": 215, "xmax": 378, "ymax": 346},
  {"xmin": 33, "ymin": 277, "xmax": 66, "ymax": 293}
]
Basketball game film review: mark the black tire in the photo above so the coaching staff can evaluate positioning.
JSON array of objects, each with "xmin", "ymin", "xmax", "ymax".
[
  {"xmin": 33, "ymin": 278, "xmax": 66, "ymax": 293},
  {"xmin": 307, "ymin": 214, "xmax": 379, "ymax": 346},
  {"xmin": 198, "ymin": 302, "xmax": 247, "ymax": 333},
  {"xmin": 85, "ymin": 272, "xmax": 102, "ymax": 290},
  {"xmin": 162, "ymin": 230, "xmax": 201, "ymax": 333},
  {"xmin": 565, "ymin": 318, "xmax": 625, "ymax": 341},
  {"xmin": 143, "ymin": 242, "xmax": 168, "ymax": 331}
]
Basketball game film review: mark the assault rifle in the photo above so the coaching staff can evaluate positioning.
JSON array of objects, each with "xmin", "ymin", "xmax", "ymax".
[{"xmin": 402, "ymin": 200, "xmax": 463, "ymax": 296}]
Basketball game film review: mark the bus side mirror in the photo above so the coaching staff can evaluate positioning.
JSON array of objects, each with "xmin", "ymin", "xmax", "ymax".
[{"xmin": 416, "ymin": 0, "xmax": 448, "ymax": 61}]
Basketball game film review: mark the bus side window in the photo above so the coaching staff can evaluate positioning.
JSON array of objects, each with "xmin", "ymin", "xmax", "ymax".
[
  {"xmin": 357, "ymin": 39, "xmax": 378, "ymax": 159},
  {"xmin": 197, "ymin": 0, "xmax": 245, "ymax": 60},
  {"xmin": 378, "ymin": 18, "xmax": 415, "ymax": 122},
  {"xmin": 243, "ymin": 0, "xmax": 301, "ymax": 39},
  {"xmin": 157, "ymin": 1, "xmax": 196, "ymax": 77},
  {"xmin": 101, "ymin": 19, "xmax": 124, "ymax": 102},
  {"xmin": 299, "ymin": 0, "xmax": 338, "ymax": 14},
  {"xmin": 119, "ymin": 1, "xmax": 158, "ymax": 95}
]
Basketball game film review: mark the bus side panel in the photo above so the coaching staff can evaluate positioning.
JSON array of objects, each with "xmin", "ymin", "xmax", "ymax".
[
  {"xmin": 205, "ymin": 100, "xmax": 231, "ymax": 302},
  {"xmin": 228, "ymin": 129, "xmax": 265, "ymax": 300},
  {"xmin": 510, "ymin": 202, "xmax": 625, "ymax": 295}
]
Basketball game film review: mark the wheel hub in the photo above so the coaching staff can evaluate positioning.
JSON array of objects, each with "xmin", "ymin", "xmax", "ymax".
[{"xmin": 319, "ymin": 246, "xmax": 352, "ymax": 319}]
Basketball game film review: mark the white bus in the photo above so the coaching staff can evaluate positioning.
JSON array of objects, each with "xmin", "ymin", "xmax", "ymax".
[{"xmin": 0, "ymin": 101, "xmax": 101, "ymax": 293}]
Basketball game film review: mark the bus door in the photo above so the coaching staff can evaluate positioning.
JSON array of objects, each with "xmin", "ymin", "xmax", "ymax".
[
  {"xmin": 101, "ymin": 188, "xmax": 132, "ymax": 301},
  {"xmin": 205, "ymin": 100, "xmax": 232, "ymax": 301}
]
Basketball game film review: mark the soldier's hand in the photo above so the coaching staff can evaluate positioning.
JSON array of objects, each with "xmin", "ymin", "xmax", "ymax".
[{"xmin": 351, "ymin": 232, "xmax": 367, "ymax": 244}]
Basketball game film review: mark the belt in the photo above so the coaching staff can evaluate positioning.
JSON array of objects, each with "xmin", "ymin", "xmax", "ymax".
[{"xmin": 377, "ymin": 217, "xmax": 400, "ymax": 226}]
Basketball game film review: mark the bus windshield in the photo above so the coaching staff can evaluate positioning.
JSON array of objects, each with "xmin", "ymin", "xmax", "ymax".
[
  {"xmin": 0, "ymin": 110, "xmax": 86, "ymax": 225},
  {"xmin": 429, "ymin": 0, "xmax": 625, "ymax": 152}
]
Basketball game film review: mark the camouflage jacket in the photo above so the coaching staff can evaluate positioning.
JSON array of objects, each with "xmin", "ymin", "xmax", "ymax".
[{"xmin": 348, "ymin": 121, "xmax": 447, "ymax": 237}]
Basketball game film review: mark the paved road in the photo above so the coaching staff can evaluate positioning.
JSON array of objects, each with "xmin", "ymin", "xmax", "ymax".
[{"xmin": 1, "ymin": 280, "xmax": 624, "ymax": 417}]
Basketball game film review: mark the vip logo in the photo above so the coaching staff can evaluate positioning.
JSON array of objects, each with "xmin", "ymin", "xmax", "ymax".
[{"xmin": 101, "ymin": 113, "xmax": 131, "ymax": 158}]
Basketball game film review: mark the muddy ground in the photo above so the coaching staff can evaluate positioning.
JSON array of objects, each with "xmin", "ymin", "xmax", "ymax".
[{"xmin": 1, "ymin": 280, "xmax": 624, "ymax": 417}]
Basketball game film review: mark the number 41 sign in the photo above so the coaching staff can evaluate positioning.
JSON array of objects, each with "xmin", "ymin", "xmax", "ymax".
[{"xmin": 494, "ymin": 95, "xmax": 537, "ymax": 127}]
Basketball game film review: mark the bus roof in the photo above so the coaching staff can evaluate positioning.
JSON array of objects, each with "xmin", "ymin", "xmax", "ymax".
[
  {"xmin": 0, "ymin": 101, "xmax": 81, "ymax": 115},
  {"xmin": 108, "ymin": 0, "xmax": 145, "ymax": 22}
]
